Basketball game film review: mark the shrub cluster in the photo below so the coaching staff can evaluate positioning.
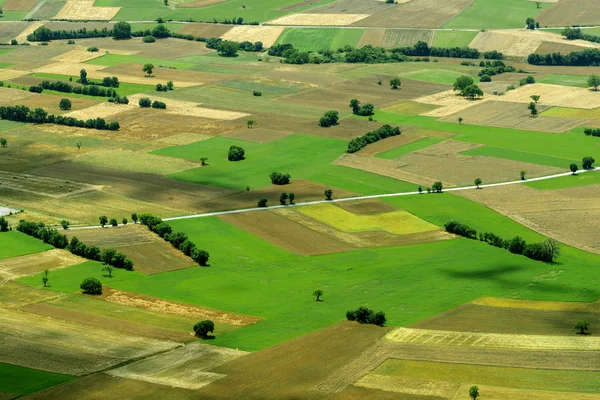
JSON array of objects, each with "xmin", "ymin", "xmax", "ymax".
[
  {"xmin": 319, "ymin": 110, "xmax": 339, "ymax": 127},
  {"xmin": 483, "ymin": 50, "xmax": 504, "ymax": 60},
  {"xmin": 584, "ymin": 128, "xmax": 600, "ymax": 137},
  {"xmin": 152, "ymin": 100, "xmax": 167, "ymax": 109},
  {"xmin": 346, "ymin": 306, "xmax": 386, "ymax": 326},
  {"xmin": 528, "ymin": 49, "xmax": 600, "ymax": 66},
  {"xmin": 478, "ymin": 60, "xmax": 516, "ymax": 77},
  {"xmin": 391, "ymin": 41, "xmax": 481, "ymax": 59},
  {"xmin": 562, "ymin": 27, "xmax": 600, "ymax": 44},
  {"xmin": 347, "ymin": 124, "xmax": 401, "ymax": 153},
  {"xmin": 269, "ymin": 172, "xmax": 291, "ymax": 185},
  {"xmin": 444, "ymin": 220, "xmax": 560, "ymax": 263},
  {"xmin": 519, "ymin": 75, "xmax": 535, "ymax": 86},
  {"xmin": 139, "ymin": 213, "xmax": 209, "ymax": 266},
  {"xmin": 108, "ymin": 95, "xmax": 129, "ymax": 104},
  {"xmin": 0, "ymin": 105, "xmax": 119, "ymax": 131},
  {"xmin": 156, "ymin": 81, "xmax": 174, "ymax": 92},
  {"xmin": 349, "ymin": 99, "xmax": 374, "ymax": 116}
]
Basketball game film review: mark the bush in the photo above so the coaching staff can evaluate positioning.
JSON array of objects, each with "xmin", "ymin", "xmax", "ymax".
[
  {"xmin": 59, "ymin": 98, "xmax": 72, "ymax": 110},
  {"xmin": 87, "ymin": 46, "xmax": 99, "ymax": 52},
  {"xmin": 269, "ymin": 172, "xmax": 291, "ymax": 185},
  {"xmin": 252, "ymin": 90, "xmax": 262, "ymax": 96},
  {"xmin": 228, "ymin": 145, "xmax": 245, "ymax": 161},
  {"xmin": 193, "ymin": 320, "xmax": 214, "ymax": 338},
  {"xmin": 444, "ymin": 221, "xmax": 477, "ymax": 239},
  {"xmin": 143, "ymin": 35, "xmax": 156, "ymax": 43},
  {"xmin": 139, "ymin": 97, "xmax": 152, "ymax": 108},
  {"xmin": 318, "ymin": 110, "xmax": 339, "ymax": 127},
  {"xmin": 151, "ymin": 100, "xmax": 167, "ymax": 109},
  {"xmin": 584, "ymin": 128, "xmax": 600, "ymax": 137},
  {"xmin": 80, "ymin": 277, "xmax": 102, "ymax": 295},
  {"xmin": 29, "ymin": 85, "xmax": 43, "ymax": 93},
  {"xmin": 479, "ymin": 74, "xmax": 491, "ymax": 82},
  {"xmin": 345, "ymin": 306, "xmax": 386, "ymax": 326},
  {"xmin": 258, "ymin": 198, "xmax": 268, "ymax": 207}
]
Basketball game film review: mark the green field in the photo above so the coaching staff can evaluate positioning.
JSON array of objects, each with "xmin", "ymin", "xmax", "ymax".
[
  {"xmin": 432, "ymin": 30, "xmax": 478, "ymax": 48},
  {"xmin": 275, "ymin": 28, "xmax": 364, "ymax": 52},
  {"xmin": 0, "ymin": 363, "xmax": 74, "ymax": 396},
  {"xmin": 443, "ymin": 0, "xmax": 551, "ymax": 29},
  {"xmin": 376, "ymin": 137, "xmax": 444, "ymax": 159},
  {"xmin": 538, "ymin": 74, "xmax": 590, "ymax": 88},
  {"xmin": 0, "ymin": 231, "xmax": 53, "ymax": 260},
  {"xmin": 400, "ymin": 69, "xmax": 467, "ymax": 85},
  {"xmin": 462, "ymin": 146, "xmax": 576, "ymax": 168},
  {"xmin": 542, "ymin": 107, "xmax": 600, "ymax": 119},
  {"xmin": 86, "ymin": 54, "xmax": 195, "ymax": 69},
  {"xmin": 525, "ymin": 170, "xmax": 600, "ymax": 190},
  {"xmin": 31, "ymin": 72, "xmax": 155, "ymax": 97}
]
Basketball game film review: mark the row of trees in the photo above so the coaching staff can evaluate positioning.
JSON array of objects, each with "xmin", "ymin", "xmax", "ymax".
[
  {"xmin": 584, "ymin": 128, "xmax": 600, "ymax": 137},
  {"xmin": 561, "ymin": 27, "xmax": 600, "ymax": 44},
  {"xmin": 36, "ymin": 78, "xmax": 119, "ymax": 98},
  {"xmin": 0, "ymin": 105, "xmax": 120, "ymax": 131},
  {"xmin": 347, "ymin": 124, "xmax": 401, "ymax": 153},
  {"xmin": 346, "ymin": 306, "xmax": 386, "ymax": 326},
  {"xmin": 528, "ymin": 49, "xmax": 600, "ymax": 66},
  {"xmin": 444, "ymin": 220, "xmax": 561, "ymax": 263}
]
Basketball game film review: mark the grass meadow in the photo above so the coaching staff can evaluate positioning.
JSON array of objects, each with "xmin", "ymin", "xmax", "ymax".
[
  {"xmin": 32, "ymin": 72, "xmax": 155, "ymax": 97},
  {"xmin": 86, "ymin": 54, "xmax": 195, "ymax": 70},
  {"xmin": 0, "ymin": 363, "xmax": 74, "ymax": 396},
  {"xmin": 525, "ymin": 170, "xmax": 600, "ymax": 190},
  {"xmin": 432, "ymin": 30, "xmax": 478, "ymax": 48},
  {"xmin": 275, "ymin": 28, "xmax": 364, "ymax": 52},
  {"xmin": 399, "ymin": 69, "xmax": 471, "ymax": 85},
  {"xmin": 443, "ymin": 0, "xmax": 552, "ymax": 29},
  {"xmin": 0, "ymin": 232, "xmax": 53, "ymax": 260},
  {"xmin": 538, "ymin": 74, "xmax": 590, "ymax": 88}
]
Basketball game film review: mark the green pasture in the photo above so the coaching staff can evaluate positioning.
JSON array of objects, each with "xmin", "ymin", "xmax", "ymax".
[
  {"xmin": 525, "ymin": 169, "xmax": 600, "ymax": 190},
  {"xmin": 338, "ymin": 60, "xmax": 481, "ymax": 80},
  {"xmin": 0, "ymin": 62, "xmax": 13, "ymax": 68},
  {"xmin": 86, "ymin": 54, "xmax": 195, "ymax": 69},
  {"xmin": 432, "ymin": 30, "xmax": 478, "ymax": 48},
  {"xmin": 19, "ymin": 193, "xmax": 600, "ymax": 351},
  {"xmin": 542, "ymin": 107, "xmax": 600, "ymax": 119},
  {"xmin": 306, "ymin": 165, "xmax": 416, "ymax": 195},
  {"xmin": 399, "ymin": 69, "xmax": 466, "ymax": 85},
  {"xmin": 462, "ymin": 146, "xmax": 576, "ymax": 168},
  {"xmin": 0, "ymin": 11, "xmax": 28, "ymax": 21},
  {"xmin": 0, "ymin": 48, "xmax": 15, "ymax": 56},
  {"xmin": 0, "ymin": 363, "xmax": 74, "ymax": 396},
  {"xmin": 376, "ymin": 137, "xmax": 444, "ymax": 159},
  {"xmin": 0, "ymin": 231, "xmax": 52, "ymax": 260},
  {"xmin": 275, "ymin": 28, "xmax": 364, "ymax": 52},
  {"xmin": 538, "ymin": 74, "xmax": 590, "ymax": 88},
  {"xmin": 443, "ymin": 0, "xmax": 551, "ymax": 29}
]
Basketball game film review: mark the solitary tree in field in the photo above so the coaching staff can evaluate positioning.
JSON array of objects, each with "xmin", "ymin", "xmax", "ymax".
[
  {"xmin": 131, "ymin": 213, "xmax": 138, "ymax": 224},
  {"xmin": 0, "ymin": 138, "xmax": 7, "ymax": 148},
  {"xmin": 0, "ymin": 7, "xmax": 3, "ymax": 17},
  {"xmin": 588, "ymin": 75, "xmax": 600, "ymax": 91},
  {"xmin": 79, "ymin": 69, "xmax": 88, "ymax": 85},
  {"xmin": 143, "ymin": 63, "xmax": 154, "ymax": 77},
  {"xmin": 458, "ymin": 117, "xmax": 463, "ymax": 125},
  {"xmin": 80, "ymin": 277, "xmax": 102, "ymax": 295},
  {"xmin": 469, "ymin": 386, "xmax": 479, "ymax": 400},
  {"xmin": 454, "ymin": 75, "xmax": 474, "ymax": 92},
  {"xmin": 59, "ymin": 98, "xmax": 72, "ymax": 111},
  {"xmin": 200, "ymin": 157, "xmax": 208, "ymax": 166},
  {"xmin": 76, "ymin": 141, "xmax": 82, "ymax": 150},
  {"xmin": 42, "ymin": 269, "xmax": 49, "ymax": 288},
  {"xmin": 570, "ymin": 163, "xmax": 579, "ymax": 175},
  {"xmin": 528, "ymin": 101, "xmax": 538, "ymax": 117},
  {"xmin": 474, "ymin": 178, "xmax": 482, "ymax": 189},
  {"xmin": 536, "ymin": 1, "xmax": 541, "ymax": 8},
  {"xmin": 164, "ymin": 0, "xmax": 169, "ymax": 5},
  {"xmin": 576, "ymin": 320, "xmax": 590, "ymax": 335},
  {"xmin": 279, "ymin": 192, "xmax": 288, "ymax": 205},
  {"xmin": 102, "ymin": 264, "xmax": 114, "ymax": 278},
  {"xmin": 582, "ymin": 156, "xmax": 595, "ymax": 169},
  {"xmin": 530, "ymin": 95, "xmax": 541, "ymax": 103},
  {"xmin": 61, "ymin": 220, "xmax": 69, "ymax": 230},
  {"xmin": 193, "ymin": 320, "xmax": 214, "ymax": 338},
  {"xmin": 313, "ymin": 289, "xmax": 323, "ymax": 302},
  {"xmin": 289, "ymin": 192, "xmax": 295, "ymax": 204},
  {"xmin": 324, "ymin": 189, "xmax": 333, "ymax": 200},
  {"xmin": 520, "ymin": 170, "xmax": 526, "ymax": 180},
  {"xmin": 390, "ymin": 77, "xmax": 401, "ymax": 90},
  {"xmin": 247, "ymin": 120, "xmax": 255, "ymax": 129},
  {"xmin": 99, "ymin": 215, "xmax": 108, "ymax": 227}
]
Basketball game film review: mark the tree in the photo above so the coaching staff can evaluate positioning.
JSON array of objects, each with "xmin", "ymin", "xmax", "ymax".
[
  {"xmin": 462, "ymin": 84, "xmax": 483, "ymax": 99},
  {"xmin": 247, "ymin": 120, "xmax": 255, "ymax": 129},
  {"xmin": 432, "ymin": 181, "xmax": 443, "ymax": 193},
  {"xmin": 349, "ymin": 98, "xmax": 361, "ymax": 114},
  {"xmin": 143, "ymin": 63, "xmax": 154, "ymax": 77},
  {"xmin": 454, "ymin": 75, "xmax": 474, "ymax": 92},
  {"xmin": 520, "ymin": 170, "xmax": 526, "ymax": 180},
  {"xmin": 113, "ymin": 21, "xmax": 132, "ymax": 39},
  {"xmin": 258, "ymin": 198, "xmax": 268, "ymax": 207},
  {"xmin": 166, "ymin": 80, "xmax": 174, "ymax": 90},
  {"xmin": 474, "ymin": 178, "xmax": 482, "ymax": 188},
  {"xmin": 131, "ymin": 213, "xmax": 138, "ymax": 224},
  {"xmin": 324, "ymin": 189, "xmax": 333, "ymax": 200},
  {"xmin": 570, "ymin": 163, "xmax": 579, "ymax": 175},
  {"xmin": 508, "ymin": 236, "xmax": 527, "ymax": 254},
  {"xmin": 110, "ymin": 218, "xmax": 118, "ymax": 227},
  {"xmin": 0, "ymin": 138, "xmax": 7, "ymax": 148},
  {"xmin": 536, "ymin": 1, "xmax": 541, "ymax": 8},
  {"xmin": 192, "ymin": 248, "xmax": 209, "ymax": 266},
  {"xmin": 469, "ymin": 385, "xmax": 479, "ymax": 400},
  {"xmin": 99, "ymin": 215, "xmax": 108, "ymax": 227},
  {"xmin": 139, "ymin": 97, "xmax": 152, "ymax": 108},
  {"xmin": 228, "ymin": 145, "xmax": 245, "ymax": 161},
  {"xmin": 42, "ymin": 269, "xmax": 49, "ymax": 287},
  {"xmin": 588, "ymin": 75, "xmax": 600, "ymax": 91},
  {"xmin": 319, "ymin": 110, "xmax": 339, "ymax": 127},
  {"xmin": 528, "ymin": 101, "xmax": 538, "ymax": 117},
  {"xmin": 102, "ymin": 264, "xmax": 114, "ymax": 278},
  {"xmin": 313, "ymin": 289, "xmax": 323, "ymax": 302},
  {"xmin": 390, "ymin": 77, "xmax": 401, "ymax": 89},
  {"xmin": 0, "ymin": 217, "xmax": 8, "ymax": 232},
  {"xmin": 418, "ymin": 186, "xmax": 423, "ymax": 194},
  {"xmin": 576, "ymin": 320, "xmax": 589, "ymax": 335},
  {"xmin": 458, "ymin": 117, "xmax": 463, "ymax": 125},
  {"xmin": 200, "ymin": 157, "xmax": 208, "ymax": 166},
  {"xmin": 79, "ymin": 69, "xmax": 88, "ymax": 85},
  {"xmin": 76, "ymin": 141, "xmax": 82, "ymax": 150},
  {"xmin": 122, "ymin": 218, "xmax": 128, "ymax": 225},
  {"xmin": 193, "ymin": 320, "xmax": 214, "ymax": 338},
  {"xmin": 59, "ymin": 98, "xmax": 72, "ymax": 110},
  {"xmin": 0, "ymin": 7, "xmax": 3, "ymax": 16},
  {"xmin": 164, "ymin": 0, "xmax": 168, "ymax": 4},
  {"xmin": 61, "ymin": 220, "xmax": 70, "ymax": 230},
  {"xmin": 582, "ymin": 156, "xmax": 595, "ymax": 169},
  {"xmin": 530, "ymin": 95, "xmax": 541, "ymax": 103},
  {"xmin": 217, "ymin": 41, "xmax": 239, "ymax": 57},
  {"xmin": 279, "ymin": 192, "xmax": 288, "ymax": 205},
  {"xmin": 80, "ymin": 277, "xmax": 102, "ymax": 295},
  {"xmin": 289, "ymin": 192, "xmax": 295, "ymax": 204},
  {"xmin": 270, "ymin": 172, "xmax": 291, "ymax": 185}
]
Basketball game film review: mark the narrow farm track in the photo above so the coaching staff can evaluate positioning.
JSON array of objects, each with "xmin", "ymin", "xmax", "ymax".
[{"xmin": 70, "ymin": 168, "xmax": 599, "ymax": 230}]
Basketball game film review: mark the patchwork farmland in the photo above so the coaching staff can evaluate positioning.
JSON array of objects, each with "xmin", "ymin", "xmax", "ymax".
[{"xmin": 0, "ymin": 0, "xmax": 599, "ymax": 398}]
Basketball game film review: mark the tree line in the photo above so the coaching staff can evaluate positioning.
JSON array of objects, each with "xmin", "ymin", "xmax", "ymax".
[
  {"xmin": 561, "ymin": 27, "xmax": 600, "ymax": 44},
  {"xmin": 0, "ymin": 105, "xmax": 120, "ymax": 131},
  {"xmin": 35, "ymin": 79, "xmax": 118, "ymax": 98},
  {"xmin": 584, "ymin": 128, "xmax": 600, "ymax": 137},
  {"xmin": 528, "ymin": 48, "xmax": 600, "ymax": 66},
  {"xmin": 347, "ymin": 124, "xmax": 401, "ymax": 153},
  {"xmin": 444, "ymin": 221, "xmax": 560, "ymax": 263}
]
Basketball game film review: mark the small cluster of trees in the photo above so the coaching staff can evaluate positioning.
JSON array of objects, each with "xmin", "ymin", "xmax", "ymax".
[
  {"xmin": 444, "ymin": 220, "xmax": 561, "ymax": 263},
  {"xmin": 478, "ymin": 60, "xmax": 516, "ymax": 82},
  {"xmin": 108, "ymin": 95, "xmax": 129, "ymax": 104},
  {"xmin": 347, "ymin": 124, "xmax": 401, "ymax": 153},
  {"xmin": 139, "ymin": 213, "xmax": 210, "ymax": 266},
  {"xmin": 138, "ymin": 98, "xmax": 167, "ymax": 109},
  {"xmin": 453, "ymin": 76, "xmax": 483, "ymax": 99},
  {"xmin": 561, "ymin": 26, "xmax": 600, "ymax": 44},
  {"xmin": 270, "ymin": 172, "xmax": 291, "ymax": 185},
  {"xmin": 349, "ymin": 99, "xmax": 375, "ymax": 116},
  {"xmin": 528, "ymin": 48, "xmax": 600, "ymax": 66},
  {"xmin": 193, "ymin": 320, "xmax": 215, "ymax": 338},
  {"xmin": 37, "ymin": 79, "xmax": 119, "ymax": 98},
  {"xmin": 525, "ymin": 17, "xmax": 540, "ymax": 29},
  {"xmin": 279, "ymin": 192, "xmax": 295, "ymax": 205},
  {"xmin": 228, "ymin": 145, "xmax": 245, "ymax": 161},
  {"xmin": 155, "ymin": 81, "xmax": 174, "ymax": 92},
  {"xmin": 0, "ymin": 217, "xmax": 9, "ymax": 232},
  {"xmin": 584, "ymin": 128, "xmax": 600, "ymax": 137},
  {"xmin": 346, "ymin": 306, "xmax": 386, "ymax": 326},
  {"xmin": 318, "ymin": 110, "xmax": 339, "ymax": 127},
  {"xmin": 0, "ymin": 105, "xmax": 119, "ymax": 131}
]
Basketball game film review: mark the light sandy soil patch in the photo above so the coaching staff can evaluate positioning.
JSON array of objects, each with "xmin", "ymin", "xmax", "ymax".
[
  {"xmin": 15, "ymin": 21, "xmax": 44, "ymax": 43},
  {"xmin": 0, "ymin": 249, "xmax": 84, "ymax": 280},
  {"xmin": 0, "ymin": 69, "xmax": 32, "ymax": 81},
  {"xmin": 0, "ymin": 308, "xmax": 178, "ymax": 375},
  {"xmin": 221, "ymin": 26, "xmax": 285, "ymax": 48},
  {"xmin": 385, "ymin": 327, "xmax": 600, "ymax": 351},
  {"xmin": 473, "ymin": 297, "xmax": 600, "ymax": 312},
  {"xmin": 414, "ymin": 89, "xmax": 488, "ymax": 117},
  {"xmin": 267, "ymin": 13, "xmax": 371, "ymax": 26},
  {"xmin": 102, "ymin": 287, "xmax": 261, "ymax": 327},
  {"xmin": 0, "ymin": 87, "xmax": 34, "ymax": 102},
  {"xmin": 155, "ymin": 132, "xmax": 213, "ymax": 146},
  {"xmin": 64, "ymin": 102, "xmax": 135, "ymax": 120},
  {"xmin": 457, "ymin": 184, "xmax": 600, "ymax": 255},
  {"xmin": 415, "ymin": 140, "xmax": 481, "ymax": 158},
  {"xmin": 51, "ymin": 49, "xmax": 105, "ymax": 63},
  {"xmin": 2, "ymin": 0, "xmax": 38, "ymax": 11},
  {"xmin": 127, "ymin": 94, "xmax": 250, "ymax": 120},
  {"xmin": 356, "ymin": 374, "xmax": 458, "ymax": 398},
  {"xmin": 34, "ymin": 62, "xmax": 107, "ymax": 76},
  {"xmin": 72, "ymin": 150, "xmax": 203, "ymax": 175},
  {"xmin": 452, "ymin": 384, "xmax": 600, "ymax": 400},
  {"xmin": 357, "ymin": 134, "xmax": 423, "ymax": 157},
  {"xmin": 107, "ymin": 343, "xmax": 248, "ymax": 390},
  {"xmin": 498, "ymin": 83, "xmax": 600, "ymax": 109},
  {"xmin": 53, "ymin": 1, "xmax": 120, "ymax": 21},
  {"xmin": 224, "ymin": 127, "xmax": 292, "ymax": 143}
]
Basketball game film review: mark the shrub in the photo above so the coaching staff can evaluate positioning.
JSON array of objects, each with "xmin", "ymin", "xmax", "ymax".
[
  {"xmin": 143, "ymin": 35, "xmax": 156, "ymax": 43},
  {"xmin": 479, "ymin": 74, "xmax": 491, "ymax": 82},
  {"xmin": 59, "ymin": 98, "xmax": 72, "ymax": 110},
  {"xmin": 258, "ymin": 198, "xmax": 268, "ymax": 207},
  {"xmin": 29, "ymin": 85, "xmax": 43, "ymax": 93},
  {"xmin": 444, "ymin": 221, "xmax": 477, "ymax": 239},
  {"xmin": 139, "ymin": 97, "xmax": 152, "ymax": 108},
  {"xmin": 345, "ymin": 306, "xmax": 386, "ymax": 326},
  {"xmin": 193, "ymin": 320, "xmax": 214, "ymax": 338},
  {"xmin": 87, "ymin": 46, "xmax": 99, "ymax": 52},
  {"xmin": 252, "ymin": 90, "xmax": 262, "ymax": 96},
  {"xmin": 80, "ymin": 277, "xmax": 102, "ymax": 295},
  {"xmin": 269, "ymin": 172, "xmax": 291, "ymax": 185},
  {"xmin": 318, "ymin": 110, "xmax": 339, "ymax": 127},
  {"xmin": 151, "ymin": 100, "xmax": 167, "ymax": 109},
  {"xmin": 228, "ymin": 145, "xmax": 245, "ymax": 161}
]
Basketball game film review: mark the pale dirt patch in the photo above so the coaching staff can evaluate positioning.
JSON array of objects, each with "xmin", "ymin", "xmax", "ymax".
[
  {"xmin": 498, "ymin": 83, "xmax": 600, "ymax": 109},
  {"xmin": 414, "ymin": 140, "xmax": 482, "ymax": 158},
  {"xmin": 0, "ymin": 249, "xmax": 85, "ymax": 281},
  {"xmin": 357, "ymin": 134, "xmax": 423, "ymax": 157},
  {"xmin": 64, "ymin": 102, "xmax": 135, "ymax": 119},
  {"xmin": 472, "ymin": 297, "xmax": 600, "ymax": 312},
  {"xmin": 267, "ymin": 13, "xmax": 371, "ymax": 26},
  {"xmin": 53, "ymin": 1, "xmax": 120, "ymax": 21},
  {"xmin": 102, "ymin": 287, "xmax": 261, "ymax": 327},
  {"xmin": 452, "ymin": 384, "xmax": 600, "ymax": 400},
  {"xmin": 221, "ymin": 25, "xmax": 285, "ymax": 48},
  {"xmin": 356, "ymin": 374, "xmax": 459, "ymax": 398},
  {"xmin": 0, "ymin": 69, "xmax": 31, "ymax": 81},
  {"xmin": 107, "ymin": 343, "xmax": 248, "ymax": 390},
  {"xmin": 127, "ymin": 94, "xmax": 250, "ymax": 120},
  {"xmin": 34, "ymin": 62, "xmax": 107, "ymax": 76},
  {"xmin": 414, "ymin": 89, "xmax": 488, "ymax": 117},
  {"xmin": 155, "ymin": 132, "xmax": 213, "ymax": 145},
  {"xmin": 0, "ymin": 170, "xmax": 98, "ymax": 198},
  {"xmin": 15, "ymin": 21, "xmax": 44, "ymax": 43},
  {"xmin": 385, "ymin": 327, "xmax": 600, "ymax": 351},
  {"xmin": 51, "ymin": 48, "xmax": 105, "ymax": 63},
  {"xmin": 0, "ymin": 87, "xmax": 35, "ymax": 102}
]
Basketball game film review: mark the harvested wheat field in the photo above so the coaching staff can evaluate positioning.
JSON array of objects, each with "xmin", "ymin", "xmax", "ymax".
[
  {"xmin": 34, "ymin": 62, "xmax": 106, "ymax": 77},
  {"xmin": 2, "ymin": 0, "xmax": 37, "ymax": 11},
  {"xmin": 127, "ymin": 94, "xmax": 250, "ymax": 120},
  {"xmin": 15, "ymin": 21, "xmax": 44, "ymax": 43},
  {"xmin": 155, "ymin": 132, "xmax": 212, "ymax": 146},
  {"xmin": 53, "ymin": 1, "xmax": 120, "ymax": 21},
  {"xmin": 267, "ymin": 14, "xmax": 370, "ymax": 26},
  {"xmin": 221, "ymin": 26, "xmax": 285, "ymax": 48},
  {"xmin": 499, "ymin": 83, "xmax": 600, "ymax": 109},
  {"xmin": 357, "ymin": 134, "xmax": 423, "ymax": 157},
  {"xmin": 356, "ymin": 374, "xmax": 458, "ymax": 398},
  {"xmin": 356, "ymin": 0, "xmax": 474, "ymax": 28},
  {"xmin": 473, "ymin": 297, "xmax": 600, "ymax": 312},
  {"xmin": 64, "ymin": 102, "xmax": 134, "ymax": 120},
  {"xmin": 224, "ymin": 127, "xmax": 292, "ymax": 143},
  {"xmin": 0, "ymin": 249, "xmax": 84, "ymax": 280},
  {"xmin": 0, "ymin": 308, "xmax": 178, "ymax": 375},
  {"xmin": 538, "ymin": 0, "xmax": 600, "ymax": 27},
  {"xmin": 413, "ymin": 139, "xmax": 481, "ymax": 158},
  {"xmin": 457, "ymin": 184, "xmax": 600, "ymax": 255},
  {"xmin": 414, "ymin": 89, "xmax": 488, "ymax": 117},
  {"xmin": 0, "ymin": 170, "xmax": 97, "ymax": 198},
  {"xmin": 357, "ymin": 29, "xmax": 386, "ymax": 47},
  {"xmin": 0, "ymin": 87, "xmax": 34, "ymax": 102},
  {"xmin": 51, "ymin": 49, "xmax": 105, "ymax": 63},
  {"xmin": 107, "ymin": 343, "xmax": 248, "ymax": 390},
  {"xmin": 102, "ymin": 287, "xmax": 261, "ymax": 326},
  {"xmin": 178, "ymin": 23, "xmax": 233, "ymax": 38}
]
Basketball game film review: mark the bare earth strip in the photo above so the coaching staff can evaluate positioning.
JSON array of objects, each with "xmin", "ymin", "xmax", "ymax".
[
  {"xmin": 0, "ymin": 249, "xmax": 85, "ymax": 280},
  {"xmin": 385, "ymin": 327, "xmax": 600, "ymax": 351},
  {"xmin": 267, "ymin": 13, "xmax": 371, "ymax": 26},
  {"xmin": 107, "ymin": 343, "xmax": 248, "ymax": 390},
  {"xmin": 452, "ymin": 384, "xmax": 600, "ymax": 400},
  {"xmin": 221, "ymin": 26, "xmax": 285, "ymax": 48},
  {"xmin": 414, "ymin": 89, "xmax": 488, "ymax": 117},
  {"xmin": 356, "ymin": 374, "xmax": 459, "ymax": 398},
  {"xmin": 472, "ymin": 297, "xmax": 600, "ymax": 312},
  {"xmin": 127, "ymin": 94, "xmax": 250, "ymax": 120},
  {"xmin": 15, "ymin": 21, "xmax": 44, "ymax": 43},
  {"xmin": 53, "ymin": 1, "xmax": 120, "ymax": 21}
]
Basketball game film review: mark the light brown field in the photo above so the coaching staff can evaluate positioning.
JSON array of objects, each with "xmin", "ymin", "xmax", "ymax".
[
  {"xmin": 0, "ymin": 282, "xmax": 63, "ymax": 309},
  {"xmin": 53, "ymin": 1, "xmax": 120, "ymax": 21},
  {"xmin": 2, "ymin": 92, "xmax": 101, "ymax": 116},
  {"xmin": 178, "ymin": 23, "xmax": 233, "ymax": 38},
  {"xmin": 538, "ymin": 0, "xmax": 600, "ymax": 27},
  {"xmin": 356, "ymin": 0, "xmax": 474, "ymax": 28},
  {"xmin": 381, "ymin": 29, "xmax": 434, "ymax": 48},
  {"xmin": 34, "ymin": 61, "xmax": 107, "ymax": 76},
  {"xmin": 15, "ymin": 21, "xmax": 44, "ymax": 43},
  {"xmin": 267, "ymin": 13, "xmax": 371, "ymax": 26},
  {"xmin": 0, "ymin": 249, "xmax": 84, "ymax": 280},
  {"xmin": 51, "ymin": 48, "xmax": 105, "ymax": 63},
  {"xmin": 358, "ymin": 134, "xmax": 423, "ymax": 156},
  {"xmin": 107, "ymin": 343, "xmax": 248, "ymax": 390},
  {"xmin": 414, "ymin": 89, "xmax": 488, "ymax": 117},
  {"xmin": 452, "ymin": 385, "xmax": 600, "ymax": 400},
  {"xmin": 498, "ymin": 83, "xmax": 600, "ymax": 109},
  {"xmin": 224, "ymin": 127, "xmax": 293, "ymax": 143},
  {"xmin": 357, "ymin": 29, "xmax": 386, "ymax": 47},
  {"xmin": 535, "ymin": 40, "xmax": 590, "ymax": 55},
  {"xmin": 73, "ymin": 37, "xmax": 213, "ymax": 59},
  {"xmin": 2, "ymin": 0, "xmax": 37, "ymax": 11},
  {"xmin": 0, "ymin": 22, "xmax": 34, "ymax": 42},
  {"xmin": 414, "ymin": 140, "xmax": 480, "ymax": 158},
  {"xmin": 0, "ymin": 87, "xmax": 34, "ymax": 102},
  {"xmin": 221, "ymin": 25, "xmax": 285, "ymax": 47},
  {"xmin": 0, "ymin": 170, "xmax": 98, "ymax": 198},
  {"xmin": 127, "ymin": 94, "xmax": 250, "ymax": 120},
  {"xmin": 64, "ymin": 102, "xmax": 134, "ymax": 120},
  {"xmin": 0, "ymin": 308, "xmax": 178, "ymax": 375},
  {"xmin": 307, "ymin": 0, "xmax": 394, "ymax": 15},
  {"xmin": 473, "ymin": 297, "xmax": 600, "ymax": 312},
  {"xmin": 101, "ymin": 287, "xmax": 261, "ymax": 326},
  {"xmin": 356, "ymin": 374, "xmax": 458, "ymax": 398},
  {"xmin": 383, "ymin": 101, "xmax": 440, "ymax": 115},
  {"xmin": 155, "ymin": 132, "xmax": 212, "ymax": 146},
  {"xmin": 456, "ymin": 184, "xmax": 600, "ymax": 255}
]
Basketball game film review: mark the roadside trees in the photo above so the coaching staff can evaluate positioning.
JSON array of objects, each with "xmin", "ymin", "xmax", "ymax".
[
  {"xmin": 289, "ymin": 193, "xmax": 295, "ymax": 204},
  {"xmin": 432, "ymin": 181, "xmax": 443, "ymax": 193},
  {"xmin": 99, "ymin": 215, "xmax": 108, "ymax": 227},
  {"xmin": 110, "ymin": 218, "xmax": 118, "ymax": 227},
  {"xmin": 279, "ymin": 192, "xmax": 288, "ymax": 205},
  {"xmin": 520, "ymin": 170, "xmax": 526, "ymax": 180},
  {"xmin": 122, "ymin": 218, "xmax": 128, "ymax": 225},
  {"xmin": 588, "ymin": 75, "xmax": 600, "ymax": 91},
  {"xmin": 570, "ymin": 163, "xmax": 579, "ymax": 175},
  {"xmin": 582, "ymin": 156, "xmax": 595, "ymax": 169},
  {"xmin": 576, "ymin": 320, "xmax": 589, "ymax": 335},
  {"xmin": 80, "ymin": 277, "xmax": 102, "ymax": 295},
  {"xmin": 324, "ymin": 189, "xmax": 333, "ymax": 200},
  {"xmin": 474, "ymin": 178, "xmax": 482, "ymax": 188},
  {"xmin": 313, "ymin": 289, "xmax": 323, "ymax": 301},
  {"xmin": 194, "ymin": 320, "xmax": 214, "ymax": 338},
  {"xmin": 258, "ymin": 198, "xmax": 268, "ymax": 207},
  {"xmin": 131, "ymin": 213, "xmax": 138, "ymax": 224},
  {"xmin": 390, "ymin": 77, "xmax": 401, "ymax": 89}
]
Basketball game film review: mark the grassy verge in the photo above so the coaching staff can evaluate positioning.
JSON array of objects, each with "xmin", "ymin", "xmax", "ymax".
[
  {"xmin": 525, "ymin": 170, "xmax": 600, "ymax": 190},
  {"xmin": 0, "ymin": 363, "xmax": 74, "ymax": 396},
  {"xmin": 0, "ymin": 231, "xmax": 53, "ymax": 260}
]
